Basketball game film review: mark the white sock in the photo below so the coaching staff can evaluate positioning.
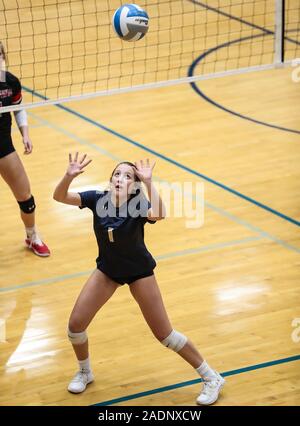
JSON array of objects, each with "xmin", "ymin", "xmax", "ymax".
[
  {"xmin": 78, "ymin": 357, "xmax": 91, "ymax": 373},
  {"xmin": 25, "ymin": 226, "xmax": 43, "ymax": 245},
  {"xmin": 196, "ymin": 360, "xmax": 217, "ymax": 381}
]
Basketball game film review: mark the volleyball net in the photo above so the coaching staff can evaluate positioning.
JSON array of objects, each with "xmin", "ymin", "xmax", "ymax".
[
  {"xmin": 0, "ymin": 0, "xmax": 299, "ymax": 112},
  {"xmin": 285, "ymin": 0, "xmax": 300, "ymax": 61}
]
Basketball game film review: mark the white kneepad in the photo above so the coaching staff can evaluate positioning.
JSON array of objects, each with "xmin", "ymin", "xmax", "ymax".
[
  {"xmin": 161, "ymin": 329, "xmax": 187, "ymax": 352},
  {"xmin": 67, "ymin": 328, "xmax": 88, "ymax": 345}
]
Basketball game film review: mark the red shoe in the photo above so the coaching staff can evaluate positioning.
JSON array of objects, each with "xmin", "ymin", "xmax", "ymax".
[{"xmin": 25, "ymin": 237, "xmax": 50, "ymax": 257}]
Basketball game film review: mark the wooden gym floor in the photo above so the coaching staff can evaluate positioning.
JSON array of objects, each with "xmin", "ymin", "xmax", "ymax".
[{"xmin": 0, "ymin": 0, "xmax": 299, "ymax": 406}]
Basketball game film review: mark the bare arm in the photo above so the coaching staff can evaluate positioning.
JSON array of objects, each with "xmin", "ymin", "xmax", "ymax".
[
  {"xmin": 13, "ymin": 109, "xmax": 33, "ymax": 155},
  {"xmin": 143, "ymin": 180, "xmax": 166, "ymax": 221},
  {"xmin": 53, "ymin": 152, "xmax": 92, "ymax": 206},
  {"xmin": 53, "ymin": 173, "xmax": 81, "ymax": 206},
  {"xmin": 134, "ymin": 159, "xmax": 166, "ymax": 221}
]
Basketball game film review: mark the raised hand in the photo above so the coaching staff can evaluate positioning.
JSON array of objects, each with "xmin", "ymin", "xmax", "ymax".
[
  {"xmin": 134, "ymin": 158, "xmax": 155, "ymax": 183},
  {"xmin": 66, "ymin": 152, "xmax": 92, "ymax": 178}
]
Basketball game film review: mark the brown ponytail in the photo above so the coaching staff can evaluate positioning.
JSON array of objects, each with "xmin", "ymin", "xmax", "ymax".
[{"xmin": 0, "ymin": 41, "xmax": 6, "ymax": 61}]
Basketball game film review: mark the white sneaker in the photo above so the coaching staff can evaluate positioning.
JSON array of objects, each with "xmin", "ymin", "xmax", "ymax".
[
  {"xmin": 67, "ymin": 370, "xmax": 94, "ymax": 394},
  {"xmin": 196, "ymin": 372, "xmax": 225, "ymax": 405}
]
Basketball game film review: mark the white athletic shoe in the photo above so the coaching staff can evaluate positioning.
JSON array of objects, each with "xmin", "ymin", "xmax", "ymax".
[
  {"xmin": 196, "ymin": 372, "xmax": 225, "ymax": 405},
  {"xmin": 67, "ymin": 370, "xmax": 94, "ymax": 394}
]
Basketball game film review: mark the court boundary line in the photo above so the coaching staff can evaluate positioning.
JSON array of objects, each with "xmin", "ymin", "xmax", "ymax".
[
  {"xmin": 188, "ymin": 0, "xmax": 300, "ymax": 46},
  {"xmin": 22, "ymin": 87, "xmax": 300, "ymax": 228},
  {"xmin": 2, "ymin": 101, "xmax": 300, "ymax": 293},
  {"xmin": 27, "ymin": 100, "xmax": 300, "ymax": 406},
  {"xmin": 0, "ymin": 236, "xmax": 262, "ymax": 293},
  {"xmin": 1, "ymin": 4, "xmax": 298, "ymax": 407},
  {"xmin": 93, "ymin": 354, "xmax": 300, "ymax": 406},
  {"xmin": 28, "ymin": 111, "xmax": 300, "ymax": 254},
  {"xmin": 188, "ymin": 32, "xmax": 300, "ymax": 135},
  {"xmin": 188, "ymin": 1, "xmax": 300, "ymax": 133}
]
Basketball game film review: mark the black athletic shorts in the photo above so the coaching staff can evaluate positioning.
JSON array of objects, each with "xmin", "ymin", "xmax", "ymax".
[
  {"xmin": 98, "ymin": 266, "xmax": 154, "ymax": 285},
  {"xmin": 0, "ymin": 133, "xmax": 16, "ymax": 159}
]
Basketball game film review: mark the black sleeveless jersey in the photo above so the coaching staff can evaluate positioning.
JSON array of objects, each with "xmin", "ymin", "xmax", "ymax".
[
  {"xmin": 79, "ymin": 190, "xmax": 157, "ymax": 277},
  {"xmin": 0, "ymin": 71, "xmax": 22, "ymax": 134}
]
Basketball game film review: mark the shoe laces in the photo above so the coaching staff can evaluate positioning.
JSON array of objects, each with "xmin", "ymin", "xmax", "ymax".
[
  {"xmin": 73, "ymin": 370, "xmax": 89, "ymax": 383},
  {"xmin": 201, "ymin": 377, "xmax": 220, "ymax": 395}
]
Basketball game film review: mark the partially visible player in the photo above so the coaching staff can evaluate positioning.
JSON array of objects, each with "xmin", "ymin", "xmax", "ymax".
[
  {"xmin": 53, "ymin": 153, "xmax": 225, "ymax": 405},
  {"xmin": 0, "ymin": 41, "xmax": 50, "ymax": 256}
]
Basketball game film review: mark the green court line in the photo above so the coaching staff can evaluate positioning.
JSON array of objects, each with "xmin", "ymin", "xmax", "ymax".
[
  {"xmin": 94, "ymin": 354, "xmax": 300, "ymax": 406},
  {"xmin": 0, "ymin": 236, "xmax": 261, "ymax": 292},
  {"xmin": 28, "ymin": 111, "xmax": 300, "ymax": 254}
]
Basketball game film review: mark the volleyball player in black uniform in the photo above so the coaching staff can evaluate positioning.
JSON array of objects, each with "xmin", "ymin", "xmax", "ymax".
[
  {"xmin": 0, "ymin": 41, "xmax": 50, "ymax": 256},
  {"xmin": 53, "ymin": 153, "xmax": 225, "ymax": 405}
]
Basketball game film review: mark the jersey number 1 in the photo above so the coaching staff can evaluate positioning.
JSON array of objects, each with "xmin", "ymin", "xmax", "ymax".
[{"xmin": 108, "ymin": 227, "xmax": 114, "ymax": 242}]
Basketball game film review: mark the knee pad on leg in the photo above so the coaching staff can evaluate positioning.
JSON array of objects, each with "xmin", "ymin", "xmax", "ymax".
[
  {"xmin": 68, "ymin": 328, "xmax": 88, "ymax": 345},
  {"xmin": 161, "ymin": 329, "xmax": 188, "ymax": 352},
  {"xmin": 18, "ymin": 195, "xmax": 36, "ymax": 214}
]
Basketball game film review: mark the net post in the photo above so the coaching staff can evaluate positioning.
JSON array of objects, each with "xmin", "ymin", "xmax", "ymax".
[{"xmin": 274, "ymin": 0, "xmax": 285, "ymax": 67}]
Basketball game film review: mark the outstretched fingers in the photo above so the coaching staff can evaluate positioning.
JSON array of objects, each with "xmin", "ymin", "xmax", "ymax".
[
  {"xmin": 145, "ymin": 158, "xmax": 155, "ymax": 169},
  {"xmin": 69, "ymin": 152, "xmax": 90, "ymax": 164},
  {"xmin": 80, "ymin": 154, "xmax": 87, "ymax": 164},
  {"xmin": 80, "ymin": 158, "xmax": 92, "ymax": 169},
  {"xmin": 136, "ymin": 158, "xmax": 155, "ymax": 170},
  {"xmin": 135, "ymin": 159, "xmax": 144, "ymax": 170}
]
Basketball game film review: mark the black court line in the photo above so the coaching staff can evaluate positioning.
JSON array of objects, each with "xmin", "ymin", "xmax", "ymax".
[
  {"xmin": 188, "ymin": 0, "xmax": 300, "ymax": 46},
  {"xmin": 22, "ymin": 85, "xmax": 300, "ymax": 228},
  {"xmin": 187, "ymin": 1, "xmax": 300, "ymax": 134},
  {"xmin": 188, "ymin": 32, "xmax": 300, "ymax": 135}
]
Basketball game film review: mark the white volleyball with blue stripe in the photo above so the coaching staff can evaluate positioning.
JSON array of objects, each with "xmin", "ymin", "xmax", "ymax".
[{"xmin": 112, "ymin": 4, "xmax": 149, "ymax": 42}]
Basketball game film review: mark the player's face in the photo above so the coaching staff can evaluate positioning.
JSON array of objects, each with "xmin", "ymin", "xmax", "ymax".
[{"xmin": 111, "ymin": 164, "xmax": 136, "ymax": 197}]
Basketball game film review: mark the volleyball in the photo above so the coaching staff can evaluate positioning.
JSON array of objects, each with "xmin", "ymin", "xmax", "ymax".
[{"xmin": 112, "ymin": 4, "xmax": 149, "ymax": 42}]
